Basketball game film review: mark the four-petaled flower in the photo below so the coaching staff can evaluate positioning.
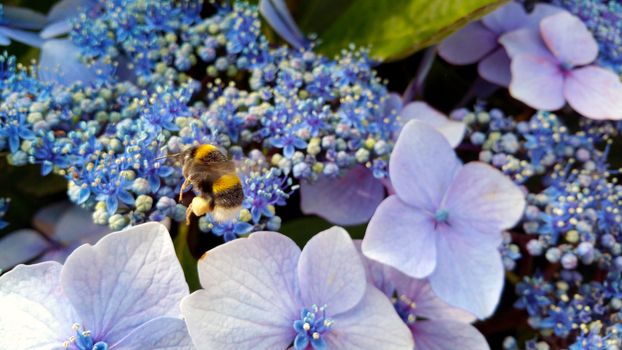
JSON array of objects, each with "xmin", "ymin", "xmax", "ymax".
[
  {"xmin": 362, "ymin": 120, "xmax": 526, "ymax": 319},
  {"xmin": 0, "ymin": 222, "xmax": 193, "ymax": 349},
  {"xmin": 181, "ymin": 226, "xmax": 413, "ymax": 350}
]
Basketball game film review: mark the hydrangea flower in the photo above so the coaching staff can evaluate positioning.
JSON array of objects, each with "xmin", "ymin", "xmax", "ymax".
[
  {"xmin": 0, "ymin": 202, "xmax": 109, "ymax": 271},
  {"xmin": 181, "ymin": 226, "xmax": 413, "ymax": 350},
  {"xmin": 500, "ymin": 11, "xmax": 622, "ymax": 119},
  {"xmin": 439, "ymin": 1, "xmax": 560, "ymax": 86},
  {"xmin": 356, "ymin": 241, "xmax": 490, "ymax": 350},
  {"xmin": 0, "ymin": 222, "xmax": 193, "ymax": 349},
  {"xmin": 0, "ymin": 4, "xmax": 46, "ymax": 47},
  {"xmin": 259, "ymin": 0, "xmax": 309, "ymax": 49},
  {"xmin": 299, "ymin": 97, "xmax": 465, "ymax": 226},
  {"xmin": 362, "ymin": 120, "xmax": 526, "ymax": 318}
]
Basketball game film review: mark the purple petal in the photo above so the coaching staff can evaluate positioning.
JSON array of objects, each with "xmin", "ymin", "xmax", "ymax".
[
  {"xmin": 38, "ymin": 39, "xmax": 98, "ymax": 85},
  {"xmin": 0, "ymin": 35, "xmax": 9, "ymax": 45},
  {"xmin": 390, "ymin": 120, "xmax": 461, "ymax": 211},
  {"xmin": 259, "ymin": 0, "xmax": 308, "ymax": 49},
  {"xmin": 113, "ymin": 317, "xmax": 194, "ymax": 350},
  {"xmin": 181, "ymin": 231, "xmax": 301, "ymax": 350},
  {"xmin": 481, "ymin": 1, "xmax": 529, "ymax": 34},
  {"xmin": 40, "ymin": 19, "xmax": 72, "ymax": 39},
  {"xmin": 438, "ymin": 22, "xmax": 497, "ymax": 65},
  {"xmin": 445, "ymin": 162, "xmax": 526, "ymax": 235},
  {"xmin": 399, "ymin": 102, "xmax": 465, "ymax": 148},
  {"xmin": 32, "ymin": 201, "xmax": 71, "ymax": 236},
  {"xmin": 47, "ymin": 0, "xmax": 90, "ymax": 23},
  {"xmin": 300, "ymin": 166, "xmax": 385, "ymax": 226},
  {"xmin": 391, "ymin": 276, "xmax": 475, "ymax": 323},
  {"xmin": 0, "ymin": 27, "xmax": 44, "ymax": 47},
  {"xmin": 353, "ymin": 240, "xmax": 396, "ymax": 296},
  {"xmin": 298, "ymin": 227, "xmax": 366, "ymax": 315},
  {"xmin": 61, "ymin": 222, "xmax": 189, "ymax": 344},
  {"xmin": 362, "ymin": 196, "xmax": 437, "ymax": 279},
  {"xmin": 499, "ymin": 28, "xmax": 552, "ymax": 59},
  {"xmin": 412, "ymin": 320, "xmax": 490, "ymax": 350},
  {"xmin": 2, "ymin": 6, "xmax": 47, "ymax": 30},
  {"xmin": 540, "ymin": 12, "xmax": 597, "ymax": 67},
  {"xmin": 564, "ymin": 65, "xmax": 622, "ymax": 120},
  {"xmin": 0, "ymin": 262, "xmax": 78, "ymax": 349},
  {"xmin": 478, "ymin": 47, "xmax": 512, "ymax": 87},
  {"xmin": 526, "ymin": 4, "xmax": 564, "ymax": 27},
  {"xmin": 429, "ymin": 227, "xmax": 505, "ymax": 319},
  {"xmin": 53, "ymin": 205, "xmax": 110, "ymax": 245},
  {"xmin": 509, "ymin": 54, "xmax": 565, "ymax": 110},
  {"xmin": 0, "ymin": 229, "xmax": 51, "ymax": 271},
  {"xmin": 325, "ymin": 287, "xmax": 414, "ymax": 350}
]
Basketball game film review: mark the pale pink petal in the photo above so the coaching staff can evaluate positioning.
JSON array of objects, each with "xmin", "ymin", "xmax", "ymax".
[
  {"xmin": 390, "ymin": 120, "xmax": 461, "ymax": 211},
  {"xmin": 429, "ymin": 227, "xmax": 505, "ymax": 319},
  {"xmin": 478, "ymin": 47, "xmax": 512, "ymax": 87},
  {"xmin": 509, "ymin": 54, "xmax": 566, "ymax": 110},
  {"xmin": 499, "ymin": 28, "xmax": 552, "ymax": 59},
  {"xmin": 362, "ymin": 196, "xmax": 437, "ymax": 279},
  {"xmin": 540, "ymin": 12, "xmax": 598, "ymax": 67},
  {"xmin": 298, "ymin": 227, "xmax": 366, "ymax": 315},
  {"xmin": 61, "ymin": 222, "xmax": 189, "ymax": 344},
  {"xmin": 399, "ymin": 102, "xmax": 466, "ymax": 148},
  {"xmin": 413, "ymin": 320, "xmax": 490, "ymax": 350},
  {"xmin": 300, "ymin": 166, "xmax": 385, "ymax": 226},
  {"xmin": 325, "ymin": 287, "xmax": 414, "ymax": 350},
  {"xmin": 0, "ymin": 262, "xmax": 78, "ymax": 349},
  {"xmin": 391, "ymin": 275, "xmax": 476, "ymax": 323},
  {"xmin": 438, "ymin": 22, "xmax": 498, "ymax": 65},
  {"xmin": 182, "ymin": 231, "xmax": 301, "ymax": 350},
  {"xmin": 444, "ymin": 162, "xmax": 526, "ymax": 235},
  {"xmin": 482, "ymin": 1, "xmax": 529, "ymax": 34},
  {"xmin": 564, "ymin": 65, "xmax": 622, "ymax": 120}
]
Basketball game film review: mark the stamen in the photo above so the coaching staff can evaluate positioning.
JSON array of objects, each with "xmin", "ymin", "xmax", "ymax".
[
  {"xmin": 434, "ymin": 208, "xmax": 449, "ymax": 224},
  {"xmin": 394, "ymin": 294, "xmax": 418, "ymax": 325},
  {"xmin": 292, "ymin": 305, "xmax": 334, "ymax": 350},
  {"xmin": 62, "ymin": 323, "xmax": 109, "ymax": 350}
]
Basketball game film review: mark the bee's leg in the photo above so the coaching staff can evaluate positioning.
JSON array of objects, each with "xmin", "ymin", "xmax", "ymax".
[
  {"xmin": 179, "ymin": 177, "xmax": 191, "ymax": 202},
  {"xmin": 185, "ymin": 202, "xmax": 193, "ymax": 225}
]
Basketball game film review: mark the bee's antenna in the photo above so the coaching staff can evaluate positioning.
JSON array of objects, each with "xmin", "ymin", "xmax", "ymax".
[{"xmin": 154, "ymin": 152, "xmax": 181, "ymax": 161}]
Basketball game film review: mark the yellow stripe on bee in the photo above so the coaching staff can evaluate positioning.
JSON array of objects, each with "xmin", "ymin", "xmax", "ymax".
[
  {"xmin": 213, "ymin": 173, "xmax": 241, "ymax": 194},
  {"xmin": 194, "ymin": 144, "xmax": 219, "ymax": 160}
]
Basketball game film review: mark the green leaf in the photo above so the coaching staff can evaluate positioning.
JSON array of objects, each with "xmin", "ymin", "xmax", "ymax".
[
  {"xmin": 174, "ymin": 225, "xmax": 202, "ymax": 292},
  {"xmin": 280, "ymin": 215, "xmax": 367, "ymax": 248},
  {"xmin": 295, "ymin": 0, "xmax": 509, "ymax": 61}
]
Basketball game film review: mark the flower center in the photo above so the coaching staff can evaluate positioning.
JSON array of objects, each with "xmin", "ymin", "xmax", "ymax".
[
  {"xmin": 63, "ymin": 323, "xmax": 109, "ymax": 350},
  {"xmin": 393, "ymin": 294, "xmax": 417, "ymax": 325},
  {"xmin": 434, "ymin": 208, "xmax": 449, "ymax": 224},
  {"xmin": 293, "ymin": 305, "xmax": 334, "ymax": 350}
]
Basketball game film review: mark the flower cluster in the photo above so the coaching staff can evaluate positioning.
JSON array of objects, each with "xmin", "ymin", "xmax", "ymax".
[{"xmin": 0, "ymin": 1, "xmax": 396, "ymax": 241}]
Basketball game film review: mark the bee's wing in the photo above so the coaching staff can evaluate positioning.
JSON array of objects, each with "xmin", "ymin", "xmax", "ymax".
[{"xmin": 190, "ymin": 161, "xmax": 237, "ymax": 183}]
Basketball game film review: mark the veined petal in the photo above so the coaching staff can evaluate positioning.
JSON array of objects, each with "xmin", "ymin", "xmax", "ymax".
[
  {"xmin": 564, "ymin": 65, "xmax": 622, "ymax": 120},
  {"xmin": 112, "ymin": 317, "xmax": 194, "ymax": 350},
  {"xmin": 362, "ymin": 196, "xmax": 437, "ymax": 279},
  {"xmin": 182, "ymin": 231, "xmax": 301, "ymax": 350},
  {"xmin": 540, "ymin": 11, "xmax": 598, "ymax": 67},
  {"xmin": 429, "ymin": 227, "xmax": 505, "ymax": 319},
  {"xmin": 444, "ymin": 162, "xmax": 526, "ymax": 235},
  {"xmin": 324, "ymin": 287, "xmax": 414, "ymax": 350},
  {"xmin": 412, "ymin": 320, "xmax": 490, "ymax": 350},
  {"xmin": 499, "ymin": 28, "xmax": 552, "ymax": 59},
  {"xmin": 438, "ymin": 22, "xmax": 497, "ymax": 65},
  {"xmin": 298, "ymin": 227, "xmax": 367, "ymax": 316},
  {"xmin": 0, "ymin": 262, "xmax": 78, "ymax": 349},
  {"xmin": 300, "ymin": 166, "xmax": 385, "ymax": 226},
  {"xmin": 61, "ymin": 222, "xmax": 189, "ymax": 344},
  {"xmin": 509, "ymin": 54, "xmax": 565, "ymax": 111},
  {"xmin": 389, "ymin": 120, "xmax": 461, "ymax": 211}
]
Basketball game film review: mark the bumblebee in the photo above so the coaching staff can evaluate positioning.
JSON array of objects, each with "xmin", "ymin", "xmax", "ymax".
[{"xmin": 174, "ymin": 144, "xmax": 244, "ymax": 224}]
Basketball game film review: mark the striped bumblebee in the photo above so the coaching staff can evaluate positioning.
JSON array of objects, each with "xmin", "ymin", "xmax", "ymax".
[{"xmin": 175, "ymin": 144, "xmax": 244, "ymax": 224}]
